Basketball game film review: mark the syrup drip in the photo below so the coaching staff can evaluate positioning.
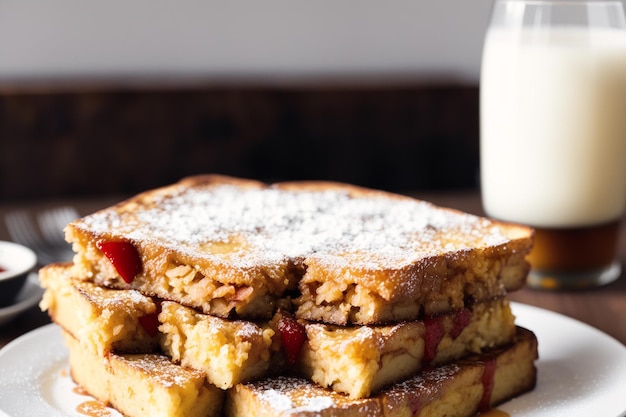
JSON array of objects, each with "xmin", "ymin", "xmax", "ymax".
[
  {"xmin": 73, "ymin": 385, "xmax": 91, "ymax": 396},
  {"xmin": 479, "ymin": 357, "xmax": 497, "ymax": 411},
  {"xmin": 451, "ymin": 307, "xmax": 472, "ymax": 339},
  {"xmin": 408, "ymin": 396, "xmax": 422, "ymax": 416},
  {"xmin": 76, "ymin": 400, "xmax": 115, "ymax": 417}
]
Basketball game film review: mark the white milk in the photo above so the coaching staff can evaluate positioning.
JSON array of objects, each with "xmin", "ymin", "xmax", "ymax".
[{"xmin": 480, "ymin": 27, "xmax": 626, "ymax": 228}]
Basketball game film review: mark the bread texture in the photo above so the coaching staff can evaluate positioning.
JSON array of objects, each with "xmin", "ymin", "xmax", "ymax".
[
  {"xmin": 63, "ymin": 330, "xmax": 224, "ymax": 417},
  {"xmin": 40, "ymin": 262, "xmax": 516, "ymax": 397},
  {"xmin": 65, "ymin": 174, "xmax": 533, "ymax": 324},
  {"xmin": 296, "ymin": 298, "xmax": 516, "ymax": 399},
  {"xmin": 226, "ymin": 327, "xmax": 538, "ymax": 417},
  {"xmin": 63, "ymin": 321, "xmax": 536, "ymax": 417},
  {"xmin": 159, "ymin": 300, "xmax": 275, "ymax": 389},
  {"xmin": 160, "ymin": 298, "xmax": 515, "ymax": 399},
  {"xmin": 40, "ymin": 262, "xmax": 159, "ymax": 355}
]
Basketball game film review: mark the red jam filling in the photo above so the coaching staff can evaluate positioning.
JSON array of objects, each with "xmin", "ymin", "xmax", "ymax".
[
  {"xmin": 409, "ymin": 396, "xmax": 422, "ymax": 416},
  {"xmin": 96, "ymin": 240, "xmax": 142, "ymax": 284},
  {"xmin": 0, "ymin": 265, "xmax": 6, "ymax": 273},
  {"xmin": 138, "ymin": 311, "xmax": 161, "ymax": 337},
  {"xmin": 423, "ymin": 316, "xmax": 444, "ymax": 364},
  {"xmin": 451, "ymin": 307, "xmax": 472, "ymax": 339},
  {"xmin": 277, "ymin": 314, "xmax": 307, "ymax": 365}
]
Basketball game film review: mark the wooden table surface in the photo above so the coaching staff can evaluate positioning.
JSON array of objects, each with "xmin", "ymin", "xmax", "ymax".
[{"xmin": 1, "ymin": 190, "xmax": 625, "ymax": 349}]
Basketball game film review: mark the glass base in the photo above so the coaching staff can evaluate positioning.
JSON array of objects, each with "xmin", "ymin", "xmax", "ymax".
[{"xmin": 527, "ymin": 261, "xmax": 621, "ymax": 290}]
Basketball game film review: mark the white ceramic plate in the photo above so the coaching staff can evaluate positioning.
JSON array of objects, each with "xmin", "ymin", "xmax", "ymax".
[
  {"xmin": 0, "ymin": 274, "xmax": 44, "ymax": 327},
  {"xmin": 0, "ymin": 302, "xmax": 625, "ymax": 417}
]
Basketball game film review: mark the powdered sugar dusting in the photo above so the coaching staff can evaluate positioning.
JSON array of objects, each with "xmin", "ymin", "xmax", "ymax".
[
  {"xmin": 78, "ymin": 282, "xmax": 153, "ymax": 314},
  {"xmin": 290, "ymin": 396, "xmax": 335, "ymax": 414},
  {"xmin": 259, "ymin": 389, "xmax": 294, "ymax": 411},
  {"xmin": 385, "ymin": 363, "xmax": 461, "ymax": 404},
  {"xmin": 77, "ymin": 184, "xmax": 510, "ymax": 269},
  {"xmin": 122, "ymin": 354, "xmax": 203, "ymax": 388},
  {"xmin": 254, "ymin": 377, "xmax": 347, "ymax": 414},
  {"xmin": 247, "ymin": 376, "xmax": 382, "ymax": 415}
]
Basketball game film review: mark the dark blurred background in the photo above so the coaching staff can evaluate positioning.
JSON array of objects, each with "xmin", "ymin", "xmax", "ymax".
[
  {"xmin": 0, "ymin": 1, "xmax": 490, "ymax": 201},
  {"xmin": 0, "ymin": 85, "xmax": 480, "ymax": 200}
]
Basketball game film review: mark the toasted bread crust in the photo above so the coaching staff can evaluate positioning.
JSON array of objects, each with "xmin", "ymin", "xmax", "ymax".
[
  {"xmin": 296, "ymin": 243, "xmax": 529, "ymax": 324},
  {"xmin": 63, "ymin": 330, "xmax": 223, "ymax": 417},
  {"xmin": 158, "ymin": 297, "xmax": 516, "ymax": 399},
  {"xmin": 66, "ymin": 174, "xmax": 533, "ymax": 323},
  {"xmin": 295, "ymin": 298, "xmax": 516, "ymax": 398},
  {"xmin": 39, "ymin": 263, "xmax": 160, "ymax": 355},
  {"xmin": 226, "ymin": 327, "xmax": 538, "ymax": 417}
]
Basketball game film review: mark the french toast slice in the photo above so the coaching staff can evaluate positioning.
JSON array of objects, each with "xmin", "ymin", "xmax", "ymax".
[
  {"xmin": 159, "ymin": 300, "xmax": 275, "ymax": 390},
  {"xmin": 39, "ymin": 263, "xmax": 159, "ymax": 355},
  {"xmin": 160, "ymin": 298, "xmax": 515, "ymax": 398},
  {"xmin": 65, "ymin": 174, "xmax": 532, "ymax": 323},
  {"xmin": 38, "ymin": 263, "xmax": 275, "ymax": 389},
  {"xmin": 63, "ymin": 330, "xmax": 224, "ymax": 417},
  {"xmin": 226, "ymin": 327, "xmax": 538, "ymax": 417},
  {"xmin": 294, "ymin": 298, "xmax": 515, "ymax": 399}
]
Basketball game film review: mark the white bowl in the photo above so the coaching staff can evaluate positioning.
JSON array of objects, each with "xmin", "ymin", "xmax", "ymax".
[{"xmin": 0, "ymin": 241, "xmax": 37, "ymax": 307}]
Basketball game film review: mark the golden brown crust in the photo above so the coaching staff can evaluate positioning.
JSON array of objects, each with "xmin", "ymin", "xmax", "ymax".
[
  {"xmin": 39, "ymin": 263, "xmax": 160, "ymax": 355},
  {"xmin": 295, "ymin": 244, "xmax": 530, "ymax": 325},
  {"xmin": 53, "ymin": 175, "xmax": 538, "ymax": 416},
  {"xmin": 63, "ymin": 330, "xmax": 224, "ymax": 417},
  {"xmin": 225, "ymin": 327, "xmax": 538, "ymax": 417},
  {"xmin": 156, "ymin": 297, "xmax": 516, "ymax": 399},
  {"xmin": 66, "ymin": 174, "xmax": 533, "ymax": 323},
  {"xmin": 295, "ymin": 298, "xmax": 516, "ymax": 399}
]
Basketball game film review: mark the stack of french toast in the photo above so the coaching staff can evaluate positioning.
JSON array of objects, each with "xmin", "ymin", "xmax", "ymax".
[{"xmin": 39, "ymin": 174, "xmax": 538, "ymax": 417}]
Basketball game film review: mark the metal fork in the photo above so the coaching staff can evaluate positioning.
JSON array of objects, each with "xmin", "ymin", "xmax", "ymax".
[{"xmin": 5, "ymin": 206, "xmax": 79, "ymax": 266}]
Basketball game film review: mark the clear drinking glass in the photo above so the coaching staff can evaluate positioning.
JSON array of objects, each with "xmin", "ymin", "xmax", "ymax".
[{"xmin": 480, "ymin": 0, "xmax": 626, "ymax": 290}]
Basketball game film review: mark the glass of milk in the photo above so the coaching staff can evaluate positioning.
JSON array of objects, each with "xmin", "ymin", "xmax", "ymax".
[{"xmin": 480, "ymin": 0, "xmax": 626, "ymax": 289}]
